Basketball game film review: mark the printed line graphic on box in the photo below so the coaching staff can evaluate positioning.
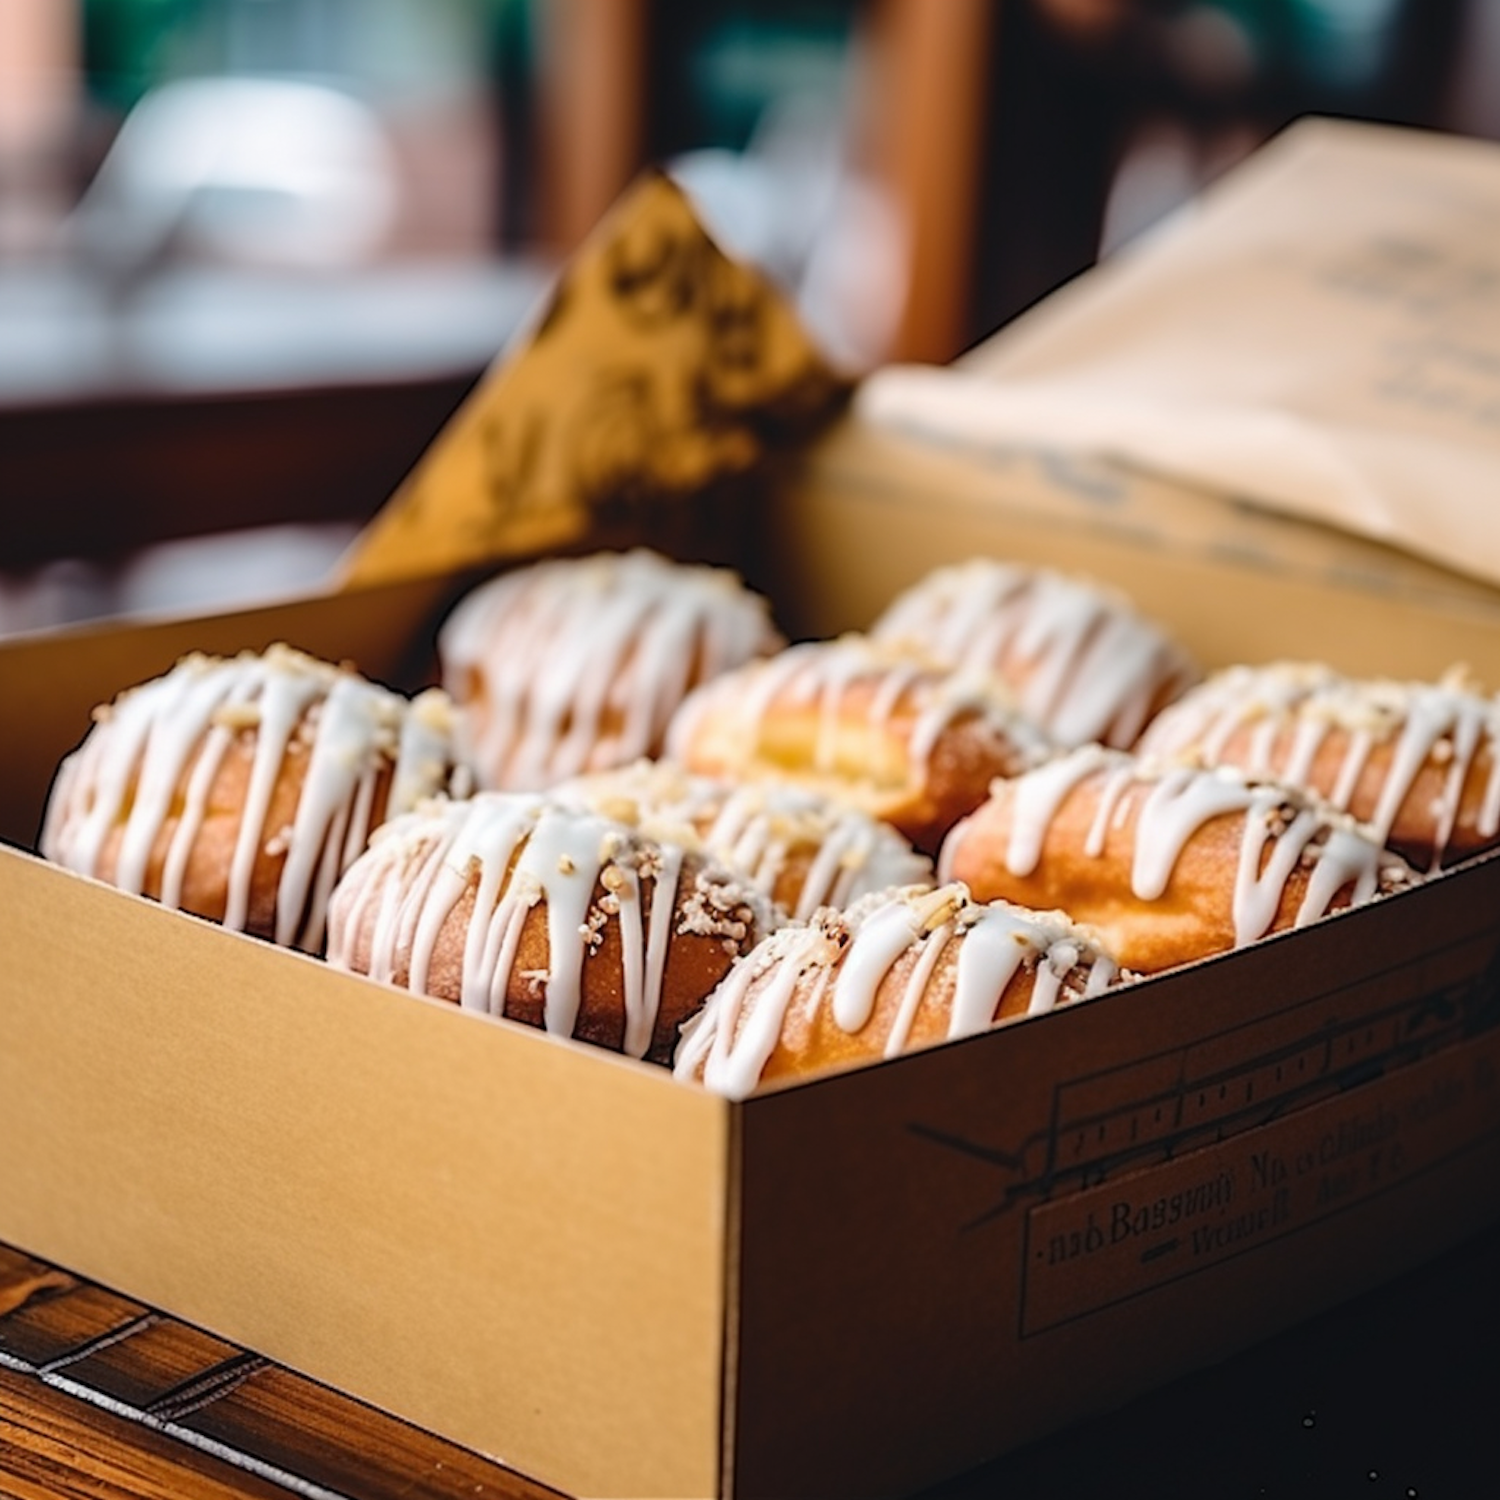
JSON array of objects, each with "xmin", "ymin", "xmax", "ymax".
[
  {"xmin": 1019, "ymin": 1027, "xmax": 1499, "ymax": 1333},
  {"xmin": 905, "ymin": 923, "xmax": 1500, "ymax": 1291}
]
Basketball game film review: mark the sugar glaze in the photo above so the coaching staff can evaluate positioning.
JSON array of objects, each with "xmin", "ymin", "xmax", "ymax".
[
  {"xmin": 553, "ymin": 759, "xmax": 933, "ymax": 920},
  {"xmin": 943, "ymin": 744, "xmax": 1410, "ymax": 949},
  {"xmin": 1137, "ymin": 662, "xmax": 1500, "ymax": 869}
]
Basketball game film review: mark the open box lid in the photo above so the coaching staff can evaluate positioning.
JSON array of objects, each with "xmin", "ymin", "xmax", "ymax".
[{"xmin": 859, "ymin": 116, "xmax": 1500, "ymax": 593}]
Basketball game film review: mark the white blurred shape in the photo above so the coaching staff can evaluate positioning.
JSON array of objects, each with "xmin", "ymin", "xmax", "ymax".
[
  {"xmin": 670, "ymin": 92, "xmax": 908, "ymax": 371},
  {"xmin": 1100, "ymin": 120, "xmax": 1204, "ymax": 255},
  {"xmin": 115, "ymin": 522, "xmax": 361, "ymax": 618},
  {"xmin": 70, "ymin": 76, "xmax": 398, "ymax": 274},
  {"xmin": 0, "ymin": 560, "xmax": 112, "ymax": 637},
  {"xmin": 0, "ymin": 523, "xmax": 365, "ymax": 638}
]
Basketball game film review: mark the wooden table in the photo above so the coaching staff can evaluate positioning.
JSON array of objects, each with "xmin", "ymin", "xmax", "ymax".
[{"xmin": 2, "ymin": 1220, "xmax": 1496, "ymax": 1500}]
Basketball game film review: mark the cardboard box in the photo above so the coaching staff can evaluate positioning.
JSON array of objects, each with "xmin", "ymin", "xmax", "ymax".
[{"xmin": 5, "ymin": 140, "xmax": 1500, "ymax": 1500}]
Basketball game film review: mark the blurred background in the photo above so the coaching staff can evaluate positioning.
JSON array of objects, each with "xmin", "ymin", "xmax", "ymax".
[{"xmin": 3, "ymin": 0, "xmax": 1498, "ymax": 631}]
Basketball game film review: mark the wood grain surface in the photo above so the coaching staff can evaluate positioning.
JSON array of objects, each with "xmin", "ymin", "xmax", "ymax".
[{"xmin": 0, "ymin": 1245, "xmax": 561, "ymax": 1500}]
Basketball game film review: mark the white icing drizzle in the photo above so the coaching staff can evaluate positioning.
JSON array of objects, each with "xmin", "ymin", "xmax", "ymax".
[
  {"xmin": 326, "ymin": 792, "xmax": 763, "ymax": 1059},
  {"xmin": 674, "ymin": 883, "xmax": 1120, "ymax": 1099},
  {"xmin": 665, "ymin": 634, "xmax": 1052, "ymax": 795},
  {"xmin": 552, "ymin": 759, "xmax": 934, "ymax": 921},
  {"xmin": 948, "ymin": 745, "xmax": 1409, "ymax": 952},
  {"xmin": 1000, "ymin": 742, "xmax": 1117, "ymax": 876},
  {"xmin": 40, "ymin": 645, "xmax": 457, "ymax": 951},
  {"xmin": 884, "ymin": 916, "xmax": 952, "ymax": 1057},
  {"xmin": 437, "ymin": 549, "xmax": 782, "ymax": 791},
  {"xmin": 676, "ymin": 943, "xmax": 808, "ymax": 1100},
  {"xmin": 1131, "ymin": 768, "xmax": 1271, "ymax": 903},
  {"xmin": 831, "ymin": 895, "xmax": 931, "ymax": 1035},
  {"xmin": 870, "ymin": 558, "xmax": 1200, "ymax": 748},
  {"xmin": 1136, "ymin": 662, "xmax": 1500, "ymax": 869}
]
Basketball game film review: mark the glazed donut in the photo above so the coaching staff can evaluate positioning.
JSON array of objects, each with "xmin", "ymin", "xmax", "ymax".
[
  {"xmin": 939, "ymin": 745, "xmax": 1417, "ymax": 974},
  {"xmin": 437, "ymin": 548, "xmax": 783, "ymax": 791},
  {"xmin": 551, "ymin": 759, "xmax": 934, "ymax": 922},
  {"xmin": 39, "ymin": 644, "xmax": 462, "ymax": 952},
  {"xmin": 869, "ymin": 558, "xmax": 1200, "ymax": 749},
  {"xmin": 673, "ymin": 882, "xmax": 1124, "ymax": 1098},
  {"xmin": 1134, "ymin": 661, "xmax": 1500, "ymax": 871},
  {"xmin": 325, "ymin": 792, "xmax": 773, "ymax": 1064},
  {"xmin": 664, "ymin": 634, "xmax": 1053, "ymax": 856}
]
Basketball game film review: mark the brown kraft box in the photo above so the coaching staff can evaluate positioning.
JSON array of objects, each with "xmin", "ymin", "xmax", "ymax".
[{"xmin": 3, "ymin": 139, "xmax": 1500, "ymax": 1499}]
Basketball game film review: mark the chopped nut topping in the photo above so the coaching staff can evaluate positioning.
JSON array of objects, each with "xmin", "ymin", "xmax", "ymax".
[
  {"xmin": 908, "ymin": 885, "xmax": 965, "ymax": 934},
  {"xmin": 409, "ymin": 687, "xmax": 456, "ymax": 734},
  {"xmin": 1263, "ymin": 805, "xmax": 1293, "ymax": 837},
  {"xmin": 264, "ymin": 824, "xmax": 295, "ymax": 857},
  {"xmin": 595, "ymin": 795, "xmax": 640, "ymax": 827},
  {"xmin": 677, "ymin": 878, "xmax": 757, "ymax": 945},
  {"xmin": 579, "ymin": 911, "xmax": 607, "ymax": 952},
  {"xmin": 213, "ymin": 701, "xmax": 262, "ymax": 731}
]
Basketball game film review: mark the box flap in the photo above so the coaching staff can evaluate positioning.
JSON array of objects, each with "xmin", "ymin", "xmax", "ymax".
[
  {"xmin": 340, "ymin": 171, "xmax": 849, "ymax": 588},
  {"xmin": 858, "ymin": 118, "xmax": 1500, "ymax": 591}
]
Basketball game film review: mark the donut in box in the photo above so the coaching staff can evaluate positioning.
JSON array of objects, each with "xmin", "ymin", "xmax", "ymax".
[
  {"xmin": 326, "ymin": 791, "xmax": 774, "ymax": 1064},
  {"xmin": 939, "ymin": 744, "xmax": 1418, "ymax": 975},
  {"xmin": 40, "ymin": 643, "xmax": 463, "ymax": 952},
  {"xmin": 665, "ymin": 634, "xmax": 1053, "ymax": 855},
  {"xmin": 869, "ymin": 558, "xmax": 1200, "ymax": 749},
  {"xmin": 674, "ymin": 882, "xmax": 1125, "ymax": 1097},
  {"xmin": 437, "ymin": 548, "xmax": 784, "ymax": 791}
]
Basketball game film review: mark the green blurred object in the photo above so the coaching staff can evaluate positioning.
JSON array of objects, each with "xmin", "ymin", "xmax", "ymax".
[
  {"xmin": 83, "ymin": 0, "xmax": 204, "ymax": 111},
  {"xmin": 646, "ymin": 0, "xmax": 856, "ymax": 158},
  {"xmin": 81, "ymin": 0, "xmax": 519, "ymax": 112}
]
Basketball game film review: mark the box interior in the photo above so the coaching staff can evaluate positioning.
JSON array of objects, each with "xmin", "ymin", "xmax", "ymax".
[{"xmin": 8, "ymin": 448, "xmax": 1500, "ymax": 1497}]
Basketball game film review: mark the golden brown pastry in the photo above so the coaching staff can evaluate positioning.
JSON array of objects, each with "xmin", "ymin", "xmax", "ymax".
[
  {"xmin": 551, "ymin": 759, "xmax": 934, "ymax": 921},
  {"xmin": 870, "ymin": 558, "xmax": 1200, "ymax": 749},
  {"xmin": 436, "ymin": 548, "xmax": 784, "ymax": 791},
  {"xmin": 939, "ymin": 744, "xmax": 1417, "ymax": 974},
  {"xmin": 673, "ymin": 882, "xmax": 1125, "ymax": 1097},
  {"xmin": 664, "ymin": 634, "xmax": 1053, "ymax": 856},
  {"xmin": 40, "ymin": 644, "xmax": 462, "ymax": 951},
  {"xmin": 325, "ymin": 791, "xmax": 774, "ymax": 1064},
  {"xmin": 1134, "ymin": 661, "xmax": 1500, "ymax": 871}
]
